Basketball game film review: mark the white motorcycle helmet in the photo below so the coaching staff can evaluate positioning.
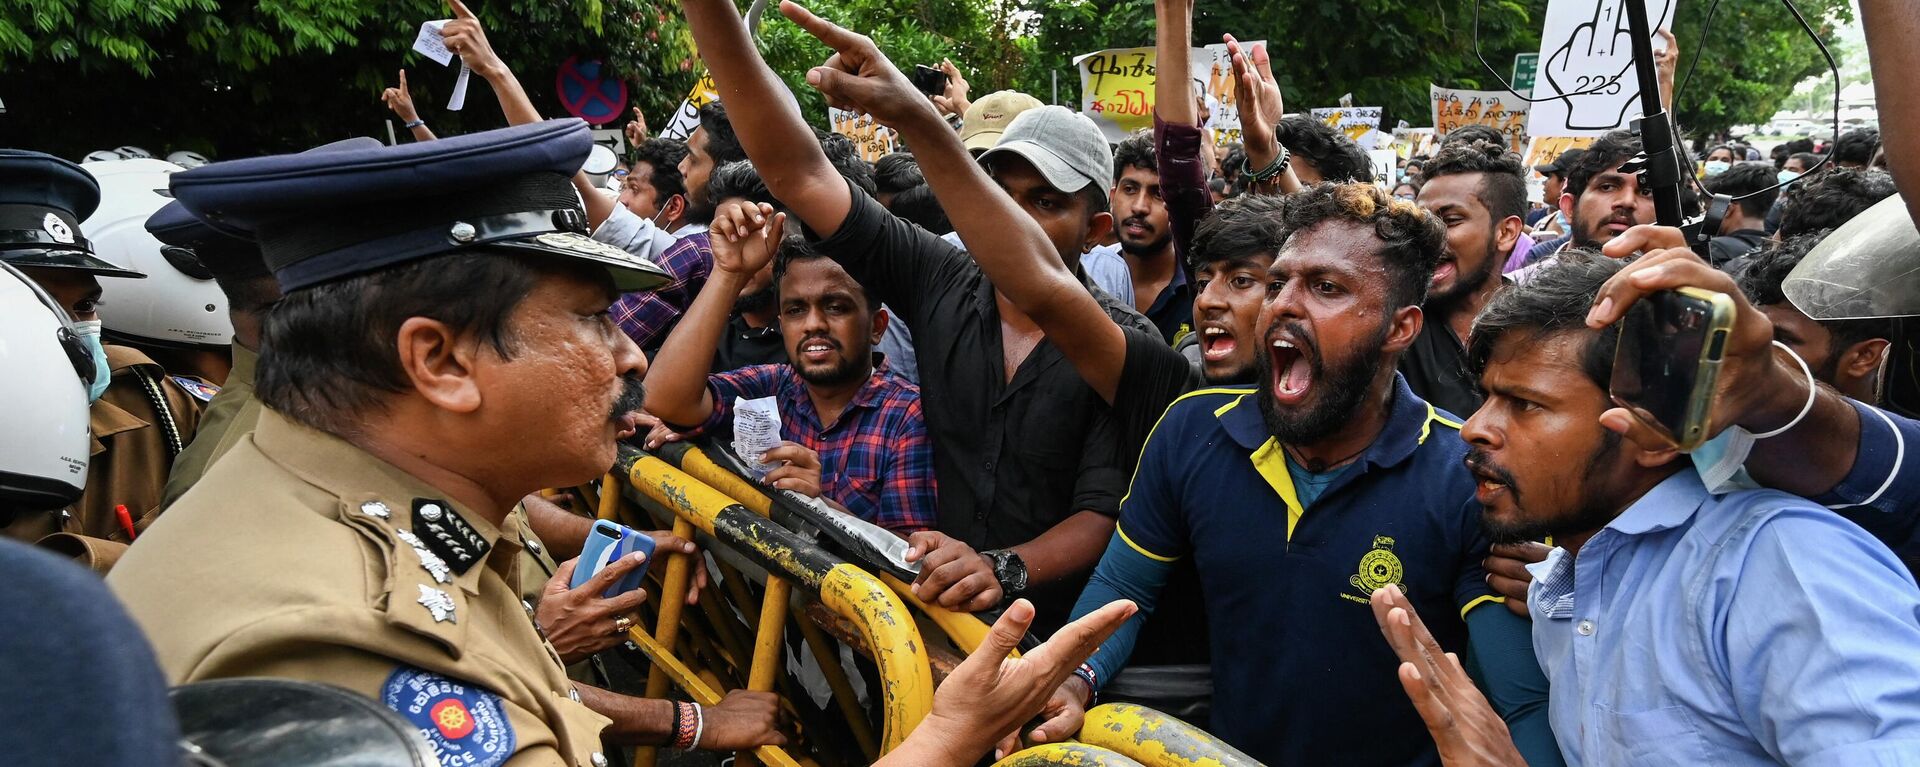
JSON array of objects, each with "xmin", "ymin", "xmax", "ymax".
[
  {"xmin": 114, "ymin": 146, "xmax": 155, "ymax": 160},
  {"xmin": 0, "ymin": 262, "xmax": 93, "ymax": 511},
  {"xmin": 165, "ymin": 150, "xmax": 211, "ymax": 169},
  {"xmin": 81, "ymin": 158, "xmax": 233, "ymax": 347}
]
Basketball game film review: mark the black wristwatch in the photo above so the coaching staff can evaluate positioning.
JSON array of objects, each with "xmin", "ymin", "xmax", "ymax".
[{"xmin": 983, "ymin": 548, "xmax": 1029, "ymax": 594}]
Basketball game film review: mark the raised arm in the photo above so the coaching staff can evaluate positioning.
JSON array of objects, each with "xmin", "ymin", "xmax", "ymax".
[
  {"xmin": 1152, "ymin": 0, "xmax": 1212, "ymax": 263},
  {"xmin": 682, "ymin": 0, "xmax": 852, "ymax": 236},
  {"xmin": 642, "ymin": 202, "xmax": 786, "ymax": 427},
  {"xmin": 780, "ymin": 1, "xmax": 1133, "ymax": 401},
  {"xmin": 1225, "ymin": 35, "xmax": 1302, "ymax": 196},
  {"xmin": 1862, "ymin": 0, "xmax": 1920, "ymax": 225},
  {"xmin": 1153, "ymin": 0, "xmax": 1197, "ymax": 129},
  {"xmin": 441, "ymin": 0, "xmax": 618, "ymax": 228}
]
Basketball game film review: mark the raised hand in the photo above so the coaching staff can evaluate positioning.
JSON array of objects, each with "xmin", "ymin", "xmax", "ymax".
[
  {"xmin": 932, "ymin": 58, "xmax": 972, "ymax": 118},
  {"xmin": 875, "ymin": 599, "xmax": 1137, "ymax": 765},
  {"xmin": 625, "ymin": 106, "xmax": 650, "ymax": 148},
  {"xmin": 709, "ymin": 200, "xmax": 786, "ymax": 279},
  {"xmin": 778, "ymin": 1, "xmax": 944, "ymax": 132},
  {"xmin": 441, "ymin": 0, "xmax": 506, "ymax": 78},
  {"xmin": 381, "ymin": 69, "xmax": 420, "ymax": 121},
  {"xmin": 1370, "ymin": 585, "xmax": 1527, "ymax": 766}
]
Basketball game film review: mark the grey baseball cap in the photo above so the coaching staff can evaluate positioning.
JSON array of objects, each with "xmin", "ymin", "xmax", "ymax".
[{"xmin": 978, "ymin": 106, "xmax": 1114, "ymax": 208}]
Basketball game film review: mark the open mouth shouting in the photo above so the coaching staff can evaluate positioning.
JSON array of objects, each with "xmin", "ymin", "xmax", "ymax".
[
  {"xmin": 1267, "ymin": 329, "xmax": 1317, "ymax": 407},
  {"xmin": 1199, "ymin": 322, "xmax": 1239, "ymax": 363}
]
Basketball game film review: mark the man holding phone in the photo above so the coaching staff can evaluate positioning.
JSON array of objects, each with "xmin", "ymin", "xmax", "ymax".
[{"xmin": 1373, "ymin": 250, "xmax": 1920, "ymax": 764}]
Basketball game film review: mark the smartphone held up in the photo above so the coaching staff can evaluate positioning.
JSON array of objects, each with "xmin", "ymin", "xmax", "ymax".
[{"xmin": 1608, "ymin": 287, "xmax": 1737, "ymax": 451}]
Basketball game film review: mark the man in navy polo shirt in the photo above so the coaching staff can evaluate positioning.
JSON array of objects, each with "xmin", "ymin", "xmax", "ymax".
[{"xmin": 1019, "ymin": 183, "xmax": 1555, "ymax": 766}]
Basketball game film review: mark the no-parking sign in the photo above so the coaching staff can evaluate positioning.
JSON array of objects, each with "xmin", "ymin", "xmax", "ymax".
[{"xmin": 555, "ymin": 57, "xmax": 628, "ymax": 125}]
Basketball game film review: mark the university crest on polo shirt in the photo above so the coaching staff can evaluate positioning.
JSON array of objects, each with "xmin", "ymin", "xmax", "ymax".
[
  {"xmin": 1348, "ymin": 535, "xmax": 1406, "ymax": 601},
  {"xmin": 382, "ymin": 666, "xmax": 516, "ymax": 766}
]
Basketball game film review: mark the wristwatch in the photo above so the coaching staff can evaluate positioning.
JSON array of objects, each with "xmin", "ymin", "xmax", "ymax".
[{"xmin": 982, "ymin": 549, "xmax": 1029, "ymax": 594}]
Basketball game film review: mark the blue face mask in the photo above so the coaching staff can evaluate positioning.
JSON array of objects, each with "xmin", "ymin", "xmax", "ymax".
[
  {"xmin": 71, "ymin": 319, "xmax": 110, "ymax": 402},
  {"xmin": 1703, "ymin": 160, "xmax": 1731, "ymax": 176},
  {"xmin": 1778, "ymin": 170, "xmax": 1800, "ymax": 185}
]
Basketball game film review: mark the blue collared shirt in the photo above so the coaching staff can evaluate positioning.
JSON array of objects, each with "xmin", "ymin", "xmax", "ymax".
[{"xmin": 1528, "ymin": 470, "xmax": 1920, "ymax": 765}]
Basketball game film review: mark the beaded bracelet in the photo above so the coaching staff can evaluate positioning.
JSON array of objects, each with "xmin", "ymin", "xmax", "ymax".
[
  {"xmin": 671, "ymin": 701, "xmax": 699, "ymax": 749},
  {"xmin": 1240, "ymin": 145, "xmax": 1292, "ymax": 184}
]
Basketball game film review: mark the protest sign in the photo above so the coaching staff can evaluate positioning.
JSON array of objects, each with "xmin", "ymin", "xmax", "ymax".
[
  {"xmin": 829, "ymin": 108, "xmax": 897, "ymax": 163},
  {"xmin": 1309, "ymin": 106, "xmax": 1385, "ymax": 151},
  {"xmin": 1388, "ymin": 128, "xmax": 1437, "ymax": 160},
  {"xmin": 1522, "ymin": 135, "xmax": 1597, "ymax": 175},
  {"xmin": 1430, "ymin": 85, "xmax": 1529, "ymax": 153},
  {"xmin": 1074, "ymin": 41, "xmax": 1264, "ymax": 143},
  {"xmin": 1526, "ymin": 0, "xmax": 1674, "ymax": 136},
  {"xmin": 659, "ymin": 72, "xmax": 718, "ymax": 141},
  {"xmin": 1368, "ymin": 149, "xmax": 1399, "ymax": 188}
]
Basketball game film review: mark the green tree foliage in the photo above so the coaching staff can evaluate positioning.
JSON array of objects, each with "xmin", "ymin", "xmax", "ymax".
[
  {"xmin": 0, "ymin": 0, "xmax": 1861, "ymax": 160},
  {"xmin": 1666, "ymin": 0, "xmax": 1853, "ymax": 136},
  {"xmin": 1, "ymin": 0, "xmax": 696, "ymax": 157}
]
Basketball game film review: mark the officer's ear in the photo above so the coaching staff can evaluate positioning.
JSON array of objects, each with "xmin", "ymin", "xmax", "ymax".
[{"xmin": 394, "ymin": 317, "xmax": 483, "ymax": 414}]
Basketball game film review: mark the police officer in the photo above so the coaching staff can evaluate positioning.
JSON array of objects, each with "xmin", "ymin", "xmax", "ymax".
[
  {"xmin": 108, "ymin": 120, "xmax": 784, "ymax": 764},
  {"xmin": 147, "ymin": 200, "xmax": 275, "ymax": 509},
  {"xmin": 0, "ymin": 150, "xmax": 204, "ymax": 569}
]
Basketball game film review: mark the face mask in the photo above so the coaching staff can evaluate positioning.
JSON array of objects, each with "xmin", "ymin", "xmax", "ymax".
[
  {"xmin": 71, "ymin": 319, "xmax": 110, "ymax": 402},
  {"xmin": 1689, "ymin": 426, "xmax": 1760, "ymax": 493},
  {"xmin": 1704, "ymin": 160, "xmax": 1730, "ymax": 176},
  {"xmin": 1778, "ymin": 170, "xmax": 1800, "ymax": 185}
]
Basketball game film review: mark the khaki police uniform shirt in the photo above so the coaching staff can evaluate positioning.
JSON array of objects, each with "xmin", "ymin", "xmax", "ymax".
[
  {"xmin": 109, "ymin": 408, "xmax": 612, "ymax": 767},
  {"xmin": 3, "ymin": 345, "xmax": 206, "ymax": 570},
  {"xmin": 160, "ymin": 344, "xmax": 262, "ymax": 510}
]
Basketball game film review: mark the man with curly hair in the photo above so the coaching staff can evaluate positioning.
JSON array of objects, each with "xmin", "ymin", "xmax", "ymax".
[{"xmin": 1029, "ymin": 183, "xmax": 1554, "ymax": 766}]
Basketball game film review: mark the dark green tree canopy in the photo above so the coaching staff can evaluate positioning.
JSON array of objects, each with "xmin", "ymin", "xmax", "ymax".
[{"xmin": 0, "ymin": 0, "xmax": 1855, "ymax": 159}]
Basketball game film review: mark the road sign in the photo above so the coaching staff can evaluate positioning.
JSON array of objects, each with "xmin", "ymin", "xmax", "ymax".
[
  {"xmin": 1512, "ymin": 52, "xmax": 1539, "ymax": 98},
  {"xmin": 555, "ymin": 57, "xmax": 628, "ymax": 125}
]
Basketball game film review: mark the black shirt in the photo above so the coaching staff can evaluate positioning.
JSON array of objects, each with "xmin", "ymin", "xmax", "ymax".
[
  {"xmin": 1398, "ymin": 314, "xmax": 1481, "ymax": 419},
  {"xmin": 1707, "ymin": 228, "xmax": 1771, "ymax": 268},
  {"xmin": 710, "ymin": 314, "xmax": 786, "ymax": 374},
  {"xmin": 811, "ymin": 185, "xmax": 1193, "ymax": 626}
]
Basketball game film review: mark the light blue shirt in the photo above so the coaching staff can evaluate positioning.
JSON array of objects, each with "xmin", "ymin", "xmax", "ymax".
[{"xmin": 1528, "ymin": 470, "xmax": 1920, "ymax": 765}]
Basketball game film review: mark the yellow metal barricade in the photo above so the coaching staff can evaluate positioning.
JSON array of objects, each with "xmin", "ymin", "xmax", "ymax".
[
  {"xmin": 1074, "ymin": 703, "xmax": 1262, "ymax": 767},
  {"xmin": 618, "ymin": 447, "xmax": 934, "ymax": 756},
  {"xmin": 993, "ymin": 743, "xmax": 1150, "ymax": 766}
]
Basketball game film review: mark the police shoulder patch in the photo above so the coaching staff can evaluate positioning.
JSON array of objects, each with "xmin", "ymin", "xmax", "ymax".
[
  {"xmin": 170, "ymin": 375, "xmax": 219, "ymax": 402},
  {"xmin": 381, "ymin": 666, "xmax": 517, "ymax": 767}
]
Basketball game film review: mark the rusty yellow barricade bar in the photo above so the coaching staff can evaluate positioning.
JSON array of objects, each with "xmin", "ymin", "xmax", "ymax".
[
  {"xmin": 617, "ymin": 447, "xmax": 935, "ymax": 754},
  {"xmin": 994, "ymin": 743, "xmax": 1149, "ymax": 766},
  {"xmin": 1074, "ymin": 703, "xmax": 1262, "ymax": 767},
  {"xmin": 657, "ymin": 442, "xmax": 1004, "ymax": 656}
]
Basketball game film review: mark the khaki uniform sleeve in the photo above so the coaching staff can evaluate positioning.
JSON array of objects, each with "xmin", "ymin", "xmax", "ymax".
[{"xmin": 186, "ymin": 605, "xmax": 584, "ymax": 766}]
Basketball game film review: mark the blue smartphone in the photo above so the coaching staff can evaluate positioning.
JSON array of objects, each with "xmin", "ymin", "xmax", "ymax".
[{"xmin": 570, "ymin": 519, "xmax": 656, "ymax": 598}]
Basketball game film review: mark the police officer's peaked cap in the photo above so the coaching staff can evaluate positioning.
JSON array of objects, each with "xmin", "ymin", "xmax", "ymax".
[
  {"xmin": 167, "ymin": 120, "xmax": 669, "ymax": 293},
  {"xmin": 145, "ymin": 201, "xmax": 270, "ymax": 283},
  {"xmin": 0, "ymin": 150, "xmax": 146, "ymax": 277}
]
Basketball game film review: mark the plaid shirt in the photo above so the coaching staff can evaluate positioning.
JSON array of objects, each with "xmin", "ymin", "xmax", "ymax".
[
  {"xmin": 611, "ymin": 232, "xmax": 712, "ymax": 348},
  {"xmin": 696, "ymin": 363, "xmax": 935, "ymax": 533}
]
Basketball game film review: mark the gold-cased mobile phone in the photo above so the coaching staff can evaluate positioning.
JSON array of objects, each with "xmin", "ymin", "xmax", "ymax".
[{"xmin": 1608, "ymin": 286, "xmax": 1737, "ymax": 451}]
